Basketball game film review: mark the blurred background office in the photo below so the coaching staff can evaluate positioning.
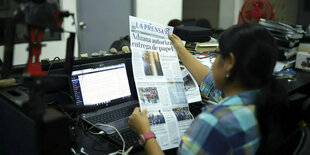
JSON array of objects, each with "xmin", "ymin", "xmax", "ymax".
[{"xmin": 0, "ymin": 0, "xmax": 308, "ymax": 65}]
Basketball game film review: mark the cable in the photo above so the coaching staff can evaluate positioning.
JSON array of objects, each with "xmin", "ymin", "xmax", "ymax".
[
  {"xmin": 53, "ymin": 90, "xmax": 75, "ymax": 120},
  {"xmin": 47, "ymin": 56, "xmax": 61, "ymax": 73},
  {"xmin": 57, "ymin": 103, "xmax": 74, "ymax": 121},
  {"xmin": 59, "ymin": 90, "xmax": 74, "ymax": 103},
  {"xmin": 88, "ymin": 123, "xmax": 133, "ymax": 155}
]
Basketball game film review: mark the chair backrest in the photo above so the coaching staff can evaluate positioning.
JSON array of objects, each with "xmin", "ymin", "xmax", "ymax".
[{"xmin": 276, "ymin": 126, "xmax": 310, "ymax": 155}]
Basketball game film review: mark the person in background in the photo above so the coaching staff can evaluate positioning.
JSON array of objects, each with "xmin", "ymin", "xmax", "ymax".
[
  {"xmin": 168, "ymin": 19, "xmax": 184, "ymax": 27},
  {"xmin": 129, "ymin": 24, "xmax": 294, "ymax": 155}
]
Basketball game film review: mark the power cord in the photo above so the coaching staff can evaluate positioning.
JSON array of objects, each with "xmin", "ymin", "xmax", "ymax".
[
  {"xmin": 56, "ymin": 102, "xmax": 74, "ymax": 121},
  {"xmin": 54, "ymin": 90, "xmax": 75, "ymax": 120},
  {"xmin": 47, "ymin": 56, "xmax": 61, "ymax": 73},
  {"xmin": 88, "ymin": 123, "xmax": 133, "ymax": 155}
]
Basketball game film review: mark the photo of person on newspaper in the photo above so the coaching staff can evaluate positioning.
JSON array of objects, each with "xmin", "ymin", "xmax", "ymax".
[
  {"xmin": 142, "ymin": 51, "xmax": 164, "ymax": 76},
  {"xmin": 129, "ymin": 24, "xmax": 293, "ymax": 155},
  {"xmin": 183, "ymin": 74, "xmax": 196, "ymax": 91},
  {"xmin": 147, "ymin": 111, "xmax": 165, "ymax": 126},
  {"xmin": 173, "ymin": 107, "xmax": 193, "ymax": 121},
  {"xmin": 138, "ymin": 87, "xmax": 160, "ymax": 105}
]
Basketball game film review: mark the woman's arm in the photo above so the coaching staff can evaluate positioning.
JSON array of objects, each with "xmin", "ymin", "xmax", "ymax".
[
  {"xmin": 168, "ymin": 34, "xmax": 210, "ymax": 85},
  {"xmin": 144, "ymin": 138, "xmax": 164, "ymax": 155},
  {"xmin": 128, "ymin": 108, "xmax": 164, "ymax": 155}
]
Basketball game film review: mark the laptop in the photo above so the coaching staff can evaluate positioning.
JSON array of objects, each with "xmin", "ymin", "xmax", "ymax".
[{"xmin": 70, "ymin": 59, "xmax": 139, "ymax": 137}]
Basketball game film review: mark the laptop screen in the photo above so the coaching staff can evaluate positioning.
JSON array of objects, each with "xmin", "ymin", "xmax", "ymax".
[{"xmin": 71, "ymin": 63, "xmax": 132, "ymax": 106}]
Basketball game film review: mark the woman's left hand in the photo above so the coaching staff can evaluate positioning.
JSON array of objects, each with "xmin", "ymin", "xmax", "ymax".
[{"xmin": 128, "ymin": 107, "xmax": 151, "ymax": 134}]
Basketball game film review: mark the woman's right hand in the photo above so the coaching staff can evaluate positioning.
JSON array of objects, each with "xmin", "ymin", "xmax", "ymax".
[{"xmin": 168, "ymin": 34, "xmax": 186, "ymax": 54}]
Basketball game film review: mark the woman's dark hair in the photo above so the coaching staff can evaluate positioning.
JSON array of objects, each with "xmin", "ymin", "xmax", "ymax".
[{"xmin": 218, "ymin": 24, "xmax": 294, "ymax": 154}]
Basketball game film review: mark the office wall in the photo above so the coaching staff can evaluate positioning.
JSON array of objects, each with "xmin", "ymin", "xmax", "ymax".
[
  {"xmin": 135, "ymin": 0, "xmax": 183, "ymax": 26},
  {"xmin": 182, "ymin": 0, "xmax": 243, "ymax": 29},
  {"xmin": 297, "ymin": 0, "xmax": 310, "ymax": 27},
  {"xmin": 219, "ymin": 0, "xmax": 299, "ymax": 28},
  {"xmin": 286, "ymin": 0, "xmax": 299, "ymax": 25},
  {"xmin": 269, "ymin": 0, "xmax": 299, "ymax": 25},
  {"xmin": 183, "ymin": 0, "xmax": 220, "ymax": 28},
  {"xmin": 219, "ymin": 0, "xmax": 244, "ymax": 29},
  {"xmin": 0, "ymin": 0, "xmax": 78, "ymax": 65}
]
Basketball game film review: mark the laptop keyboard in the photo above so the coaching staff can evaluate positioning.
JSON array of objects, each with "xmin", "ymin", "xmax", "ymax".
[
  {"xmin": 108, "ymin": 128, "xmax": 141, "ymax": 149},
  {"xmin": 86, "ymin": 104, "xmax": 137, "ymax": 124}
]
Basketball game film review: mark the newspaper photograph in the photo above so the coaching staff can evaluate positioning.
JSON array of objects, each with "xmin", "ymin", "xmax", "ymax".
[
  {"xmin": 136, "ymin": 82, "xmax": 172, "ymax": 111},
  {"xmin": 138, "ymin": 87, "xmax": 160, "ymax": 105},
  {"xmin": 173, "ymin": 107, "xmax": 194, "ymax": 136},
  {"xmin": 181, "ymin": 66, "xmax": 202, "ymax": 103},
  {"xmin": 129, "ymin": 16, "xmax": 194, "ymax": 150}
]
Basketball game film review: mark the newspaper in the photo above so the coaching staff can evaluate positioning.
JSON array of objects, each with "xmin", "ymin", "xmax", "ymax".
[
  {"xmin": 181, "ymin": 66, "xmax": 202, "ymax": 103},
  {"xmin": 129, "ymin": 16, "xmax": 194, "ymax": 150}
]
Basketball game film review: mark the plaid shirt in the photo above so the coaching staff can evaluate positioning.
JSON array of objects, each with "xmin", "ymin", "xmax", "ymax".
[
  {"xmin": 178, "ymin": 72, "xmax": 261, "ymax": 155},
  {"xmin": 199, "ymin": 72, "xmax": 224, "ymax": 103}
]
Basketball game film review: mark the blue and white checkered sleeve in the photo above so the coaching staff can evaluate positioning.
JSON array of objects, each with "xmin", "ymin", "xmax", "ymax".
[
  {"xmin": 178, "ymin": 113, "xmax": 230, "ymax": 155},
  {"xmin": 200, "ymin": 72, "xmax": 224, "ymax": 103}
]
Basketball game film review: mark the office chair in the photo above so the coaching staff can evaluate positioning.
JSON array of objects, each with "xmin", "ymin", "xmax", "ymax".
[{"xmin": 275, "ymin": 126, "xmax": 310, "ymax": 155}]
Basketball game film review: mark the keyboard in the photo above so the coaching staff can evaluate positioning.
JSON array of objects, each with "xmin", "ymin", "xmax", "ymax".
[
  {"xmin": 108, "ymin": 128, "xmax": 141, "ymax": 149},
  {"xmin": 86, "ymin": 104, "xmax": 137, "ymax": 124}
]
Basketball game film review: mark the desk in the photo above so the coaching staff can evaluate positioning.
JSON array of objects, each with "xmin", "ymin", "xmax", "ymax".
[
  {"xmin": 73, "ymin": 128, "xmax": 145, "ymax": 155},
  {"xmin": 73, "ymin": 122, "xmax": 178, "ymax": 155},
  {"xmin": 47, "ymin": 69, "xmax": 310, "ymax": 155},
  {"xmin": 279, "ymin": 70, "xmax": 310, "ymax": 95}
]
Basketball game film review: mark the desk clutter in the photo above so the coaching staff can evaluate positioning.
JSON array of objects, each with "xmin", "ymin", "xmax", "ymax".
[
  {"xmin": 80, "ymin": 46, "xmax": 131, "ymax": 59},
  {"xmin": 295, "ymin": 43, "xmax": 310, "ymax": 72},
  {"xmin": 80, "ymin": 35, "xmax": 131, "ymax": 58},
  {"xmin": 258, "ymin": 19, "xmax": 310, "ymax": 80},
  {"xmin": 259, "ymin": 19, "xmax": 304, "ymax": 60}
]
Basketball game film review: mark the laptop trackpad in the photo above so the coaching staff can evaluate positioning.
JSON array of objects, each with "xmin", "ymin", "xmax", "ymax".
[{"xmin": 99, "ymin": 117, "xmax": 129, "ymax": 135}]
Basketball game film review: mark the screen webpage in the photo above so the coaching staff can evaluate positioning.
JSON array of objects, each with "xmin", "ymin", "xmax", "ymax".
[{"xmin": 71, "ymin": 63, "xmax": 131, "ymax": 106}]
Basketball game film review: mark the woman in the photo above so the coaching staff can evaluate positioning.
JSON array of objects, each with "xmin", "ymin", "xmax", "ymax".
[{"xmin": 129, "ymin": 24, "xmax": 292, "ymax": 155}]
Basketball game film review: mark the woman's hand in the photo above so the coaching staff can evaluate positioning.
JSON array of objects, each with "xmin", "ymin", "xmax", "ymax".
[
  {"xmin": 168, "ymin": 34, "xmax": 187, "ymax": 54},
  {"xmin": 129, "ymin": 109, "xmax": 164, "ymax": 155},
  {"xmin": 128, "ymin": 107, "xmax": 151, "ymax": 134},
  {"xmin": 169, "ymin": 33, "xmax": 210, "ymax": 85}
]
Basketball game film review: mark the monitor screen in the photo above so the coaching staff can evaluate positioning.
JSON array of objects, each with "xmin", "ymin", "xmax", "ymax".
[{"xmin": 71, "ymin": 63, "xmax": 131, "ymax": 106}]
